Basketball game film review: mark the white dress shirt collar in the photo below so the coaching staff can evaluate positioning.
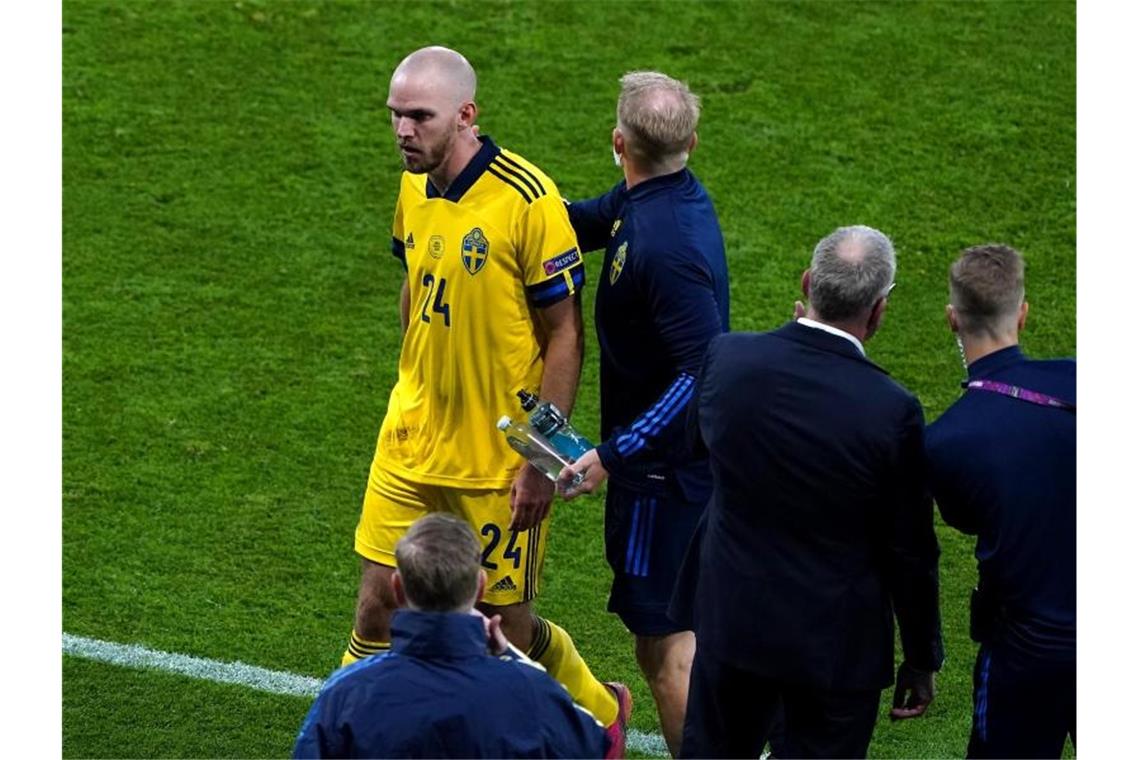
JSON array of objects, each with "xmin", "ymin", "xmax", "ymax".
[{"xmin": 796, "ymin": 317, "xmax": 865, "ymax": 356}]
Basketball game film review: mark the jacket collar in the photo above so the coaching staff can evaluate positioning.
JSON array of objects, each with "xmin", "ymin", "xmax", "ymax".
[
  {"xmin": 625, "ymin": 167, "xmax": 691, "ymax": 201},
  {"xmin": 390, "ymin": 609, "xmax": 489, "ymax": 660},
  {"xmin": 796, "ymin": 317, "xmax": 864, "ymax": 356},
  {"xmin": 773, "ymin": 321, "xmax": 887, "ymax": 374},
  {"xmin": 967, "ymin": 344, "xmax": 1025, "ymax": 379}
]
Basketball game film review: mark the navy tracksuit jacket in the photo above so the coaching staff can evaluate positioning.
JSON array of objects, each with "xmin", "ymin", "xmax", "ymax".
[{"xmin": 294, "ymin": 610, "xmax": 606, "ymax": 758}]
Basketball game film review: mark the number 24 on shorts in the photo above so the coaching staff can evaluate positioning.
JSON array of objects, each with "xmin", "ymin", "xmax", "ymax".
[{"xmin": 480, "ymin": 523, "xmax": 522, "ymax": 570}]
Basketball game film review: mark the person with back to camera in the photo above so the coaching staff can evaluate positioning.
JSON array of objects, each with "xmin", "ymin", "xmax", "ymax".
[
  {"xmin": 672, "ymin": 225, "xmax": 944, "ymax": 758},
  {"xmin": 295, "ymin": 513, "xmax": 608, "ymax": 758},
  {"xmin": 926, "ymin": 243, "xmax": 1075, "ymax": 758}
]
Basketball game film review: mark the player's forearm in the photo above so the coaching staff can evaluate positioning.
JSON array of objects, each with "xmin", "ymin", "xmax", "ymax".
[{"xmin": 538, "ymin": 313, "xmax": 583, "ymax": 417}]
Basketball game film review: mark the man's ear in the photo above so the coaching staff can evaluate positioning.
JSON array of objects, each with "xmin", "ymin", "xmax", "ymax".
[
  {"xmin": 801, "ymin": 270, "xmax": 811, "ymax": 300},
  {"xmin": 1017, "ymin": 301, "xmax": 1029, "ymax": 331},
  {"xmin": 475, "ymin": 569, "xmax": 487, "ymax": 605},
  {"xmin": 392, "ymin": 571, "xmax": 407, "ymax": 608},
  {"xmin": 458, "ymin": 101, "xmax": 478, "ymax": 131},
  {"xmin": 946, "ymin": 304, "xmax": 960, "ymax": 334},
  {"xmin": 866, "ymin": 296, "xmax": 887, "ymax": 339},
  {"xmin": 688, "ymin": 132, "xmax": 698, "ymax": 154},
  {"xmin": 612, "ymin": 128, "xmax": 625, "ymax": 157}
]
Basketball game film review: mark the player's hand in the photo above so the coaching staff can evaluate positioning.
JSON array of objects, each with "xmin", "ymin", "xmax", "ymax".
[
  {"xmin": 793, "ymin": 300, "xmax": 807, "ymax": 319},
  {"xmin": 890, "ymin": 663, "xmax": 935, "ymax": 720},
  {"xmin": 557, "ymin": 448, "xmax": 609, "ymax": 500},
  {"xmin": 471, "ymin": 609, "xmax": 510, "ymax": 656},
  {"xmin": 509, "ymin": 463, "xmax": 554, "ymax": 531}
]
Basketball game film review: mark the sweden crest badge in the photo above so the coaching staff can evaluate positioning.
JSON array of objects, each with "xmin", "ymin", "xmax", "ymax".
[
  {"xmin": 461, "ymin": 227, "xmax": 489, "ymax": 275},
  {"xmin": 610, "ymin": 241, "xmax": 628, "ymax": 285}
]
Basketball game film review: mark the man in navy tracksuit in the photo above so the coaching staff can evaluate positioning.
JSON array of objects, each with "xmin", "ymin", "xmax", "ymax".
[
  {"xmin": 926, "ymin": 244, "xmax": 1075, "ymax": 758},
  {"xmin": 293, "ymin": 514, "xmax": 607, "ymax": 759},
  {"xmin": 558, "ymin": 71, "xmax": 729, "ymax": 756}
]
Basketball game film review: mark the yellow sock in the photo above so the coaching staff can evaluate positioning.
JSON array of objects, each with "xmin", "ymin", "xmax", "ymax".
[
  {"xmin": 528, "ymin": 617, "xmax": 619, "ymax": 726},
  {"xmin": 340, "ymin": 629, "xmax": 390, "ymax": 667}
]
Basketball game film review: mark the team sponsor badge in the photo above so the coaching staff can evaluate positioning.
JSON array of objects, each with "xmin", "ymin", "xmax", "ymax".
[
  {"xmin": 461, "ymin": 227, "xmax": 489, "ymax": 275},
  {"xmin": 542, "ymin": 247, "xmax": 581, "ymax": 276},
  {"xmin": 611, "ymin": 219, "xmax": 622, "ymax": 238},
  {"xmin": 428, "ymin": 235, "xmax": 445, "ymax": 260},
  {"xmin": 610, "ymin": 241, "xmax": 628, "ymax": 285}
]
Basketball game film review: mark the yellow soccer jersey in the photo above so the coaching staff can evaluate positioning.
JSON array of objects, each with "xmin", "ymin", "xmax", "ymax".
[{"xmin": 373, "ymin": 136, "xmax": 585, "ymax": 488}]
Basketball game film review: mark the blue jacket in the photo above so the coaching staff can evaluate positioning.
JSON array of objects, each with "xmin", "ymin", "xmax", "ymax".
[
  {"xmin": 293, "ymin": 610, "xmax": 606, "ymax": 758},
  {"xmin": 568, "ymin": 169, "xmax": 730, "ymax": 502},
  {"xmin": 926, "ymin": 345, "xmax": 1076, "ymax": 658}
]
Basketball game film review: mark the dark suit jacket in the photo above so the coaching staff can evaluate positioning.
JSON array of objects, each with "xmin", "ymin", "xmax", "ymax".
[{"xmin": 672, "ymin": 322, "xmax": 943, "ymax": 691}]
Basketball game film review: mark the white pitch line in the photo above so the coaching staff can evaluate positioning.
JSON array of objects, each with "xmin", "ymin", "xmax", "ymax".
[
  {"xmin": 62, "ymin": 633, "xmax": 669, "ymax": 758},
  {"xmin": 62, "ymin": 633, "xmax": 324, "ymax": 698}
]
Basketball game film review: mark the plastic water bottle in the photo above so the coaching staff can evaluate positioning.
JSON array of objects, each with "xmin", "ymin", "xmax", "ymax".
[
  {"xmin": 496, "ymin": 416, "xmax": 585, "ymax": 489},
  {"xmin": 515, "ymin": 390, "xmax": 593, "ymax": 460}
]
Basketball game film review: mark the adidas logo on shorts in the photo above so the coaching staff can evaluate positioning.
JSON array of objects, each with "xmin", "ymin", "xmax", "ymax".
[{"xmin": 489, "ymin": 576, "xmax": 518, "ymax": 593}]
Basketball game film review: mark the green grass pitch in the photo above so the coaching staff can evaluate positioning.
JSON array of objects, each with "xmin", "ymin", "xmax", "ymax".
[{"xmin": 63, "ymin": 1, "xmax": 1075, "ymax": 757}]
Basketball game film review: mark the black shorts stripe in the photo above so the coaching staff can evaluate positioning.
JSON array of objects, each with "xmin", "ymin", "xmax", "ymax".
[
  {"xmin": 487, "ymin": 164, "xmax": 535, "ymax": 203},
  {"xmin": 496, "ymin": 153, "xmax": 547, "ymax": 197},
  {"xmin": 529, "ymin": 616, "xmax": 552, "ymax": 661},
  {"xmin": 492, "ymin": 157, "xmax": 542, "ymax": 199},
  {"xmin": 524, "ymin": 525, "xmax": 535, "ymax": 600},
  {"xmin": 525, "ymin": 522, "xmax": 542, "ymax": 601}
]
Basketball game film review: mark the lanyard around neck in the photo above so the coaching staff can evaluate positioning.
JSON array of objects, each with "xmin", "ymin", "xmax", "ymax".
[{"xmin": 962, "ymin": 379, "xmax": 1075, "ymax": 413}]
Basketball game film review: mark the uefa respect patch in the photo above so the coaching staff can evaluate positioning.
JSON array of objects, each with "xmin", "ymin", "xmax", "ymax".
[{"xmin": 542, "ymin": 247, "xmax": 581, "ymax": 276}]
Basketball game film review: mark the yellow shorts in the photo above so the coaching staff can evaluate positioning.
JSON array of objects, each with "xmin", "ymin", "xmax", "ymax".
[{"xmin": 354, "ymin": 463, "xmax": 548, "ymax": 607}]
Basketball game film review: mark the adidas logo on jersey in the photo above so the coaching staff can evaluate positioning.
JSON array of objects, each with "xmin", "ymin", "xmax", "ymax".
[
  {"xmin": 489, "ymin": 576, "xmax": 517, "ymax": 593},
  {"xmin": 405, "ymin": 232, "xmax": 415, "ymax": 249}
]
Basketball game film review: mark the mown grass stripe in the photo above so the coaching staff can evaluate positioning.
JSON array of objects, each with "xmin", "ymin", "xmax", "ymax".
[{"xmin": 62, "ymin": 632, "xmax": 670, "ymax": 757}]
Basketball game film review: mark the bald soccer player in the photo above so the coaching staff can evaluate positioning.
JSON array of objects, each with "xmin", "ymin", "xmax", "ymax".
[{"xmin": 340, "ymin": 47, "xmax": 631, "ymax": 754}]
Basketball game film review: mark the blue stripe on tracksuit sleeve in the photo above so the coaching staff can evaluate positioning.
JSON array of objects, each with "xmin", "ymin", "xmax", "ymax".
[{"xmin": 613, "ymin": 373, "xmax": 696, "ymax": 457}]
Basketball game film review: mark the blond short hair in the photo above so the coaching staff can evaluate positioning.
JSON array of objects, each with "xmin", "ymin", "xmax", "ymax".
[
  {"xmin": 950, "ymin": 244, "xmax": 1026, "ymax": 337},
  {"xmin": 617, "ymin": 71, "xmax": 701, "ymax": 168}
]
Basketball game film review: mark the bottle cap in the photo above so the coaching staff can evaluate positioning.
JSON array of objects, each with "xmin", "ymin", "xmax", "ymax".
[
  {"xmin": 496, "ymin": 415, "xmax": 513, "ymax": 431},
  {"xmin": 517, "ymin": 389, "xmax": 539, "ymax": 411}
]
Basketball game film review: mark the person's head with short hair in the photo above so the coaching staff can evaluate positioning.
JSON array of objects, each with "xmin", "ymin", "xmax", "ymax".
[
  {"xmin": 392, "ymin": 513, "xmax": 485, "ymax": 613},
  {"xmin": 947, "ymin": 243, "xmax": 1028, "ymax": 341},
  {"xmin": 387, "ymin": 46, "xmax": 479, "ymax": 178},
  {"xmin": 613, "ymin": 71, "xmax": 701, "ymax": 175},
  {"xmin": 802, "ymin": 225, "xmax": 896, "ymax": 340}
]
